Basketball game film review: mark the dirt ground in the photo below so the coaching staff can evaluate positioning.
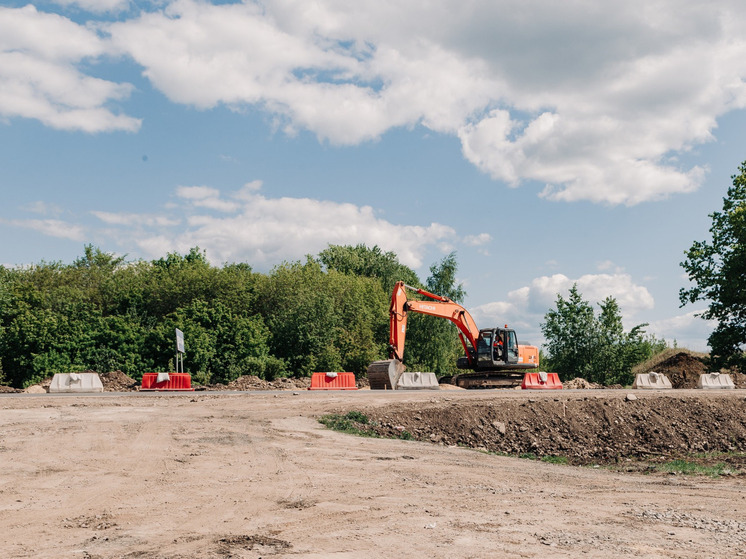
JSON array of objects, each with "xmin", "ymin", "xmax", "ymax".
[{"xmin": 1, "ymin": 388, "xmax": 745, "ymax": 558}]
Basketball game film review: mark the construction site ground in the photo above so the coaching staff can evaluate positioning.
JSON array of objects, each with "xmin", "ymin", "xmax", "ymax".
[{"xmin": 1, "ymin": 387, "xmax": 745, "ymax": 558}]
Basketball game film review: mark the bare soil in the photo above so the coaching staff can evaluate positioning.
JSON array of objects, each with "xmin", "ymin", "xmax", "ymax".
[{"xmin": 1, "ymin": 388, "xmax": 745, "ymax": 558}]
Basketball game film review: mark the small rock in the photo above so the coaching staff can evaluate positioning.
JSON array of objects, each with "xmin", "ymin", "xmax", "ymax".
[{"xmin": 626, "ymin": 393, "xmax": 638, "ymax": 401}]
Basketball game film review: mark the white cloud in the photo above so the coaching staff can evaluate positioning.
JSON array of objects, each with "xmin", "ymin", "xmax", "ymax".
[
  {"xmin": 103, "ymin": 0, "xmax": 746, "ymax": 204},
  {"xmin": 175, "ymin": 186, "xmax": 239, "ymax": 212},
  {"xmin": 0, "ymin": 5, "xmax": 140, "ymax": 132},
  {"xmin": 0, "ymin": 218, "xmax": 85, "ymax": 241},
  {"xmin": 6, "ymin": 1, "xmax": 746, "ymax": 203},
  {"xmin": 90, "ymin": 184, "xmax": 459, "ymax": 268},
  {"xmin": 52, "ymin": 0, "xmax": 130, "ymax": 13},
  {"xmin": 462, "ymin": 233, "xmax": 492, "ymax": 246},
  {"xmin": 470, "ymin": 272, "xmax": 656, "ymax": 346},
  {"xmin": 647, "ymin": 310, "xmax": 716, "ymax": 352},
  {"xmin": 91, "ymin": 211, "xmax": 180, "ymax": 227}
]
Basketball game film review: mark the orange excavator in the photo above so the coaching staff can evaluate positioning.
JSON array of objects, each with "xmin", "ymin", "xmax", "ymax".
[{"xmin": 367, "ymin": 281, "xmax": 539, "ymax": 389}]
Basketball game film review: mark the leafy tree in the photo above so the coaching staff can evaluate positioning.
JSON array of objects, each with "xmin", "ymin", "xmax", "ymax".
[
  {"xmin": 541, "ymin": 285, "xmax": 598, "ymax": 381},
  {"xmin": 256, "ymin": 259, "xmax": 388, "ymax": 377},
  {"xmin": 542, "ymin": 285, "xmax": 664, "ymax": 385},
  {"xmin": 317, "ymin": 244, "xmax": 421, "ymax": 293},
  {"xmin": 146, "ymin": 300, "xmax": 272, "ymax": 384},
  {"xmin": 680, "ymin": 160, "xmax": 746, "ymax": 368}
]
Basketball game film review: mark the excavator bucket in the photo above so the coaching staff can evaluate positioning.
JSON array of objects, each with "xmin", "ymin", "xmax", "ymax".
[{"xmin": 367, "ymin": 359, "xmax": 405, "ymax": 390}]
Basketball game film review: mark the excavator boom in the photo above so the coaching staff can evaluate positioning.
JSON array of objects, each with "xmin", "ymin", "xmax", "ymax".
[{"xmin": 388, "ymin": 282, "xmax": 480, "ymax": 365}]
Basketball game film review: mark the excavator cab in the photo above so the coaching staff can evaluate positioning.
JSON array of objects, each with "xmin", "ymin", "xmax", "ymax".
[{"xmin": 475, "ymin": 328, "xmax": 519, "ymax": 370}]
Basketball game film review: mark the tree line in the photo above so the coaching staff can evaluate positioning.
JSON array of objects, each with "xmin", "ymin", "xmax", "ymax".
[
  {"xmin": 2, "ymin": 159, "xmax": 744, "ymax": 389},
  {"xmin": 0, "ymin": 244, "xmax": 467, "ymax": 388}
]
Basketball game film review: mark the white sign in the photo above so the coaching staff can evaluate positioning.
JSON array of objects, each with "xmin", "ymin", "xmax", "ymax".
[{"xmin": 175, "ymin": 328, "xmax": 184, "ymax": 353}]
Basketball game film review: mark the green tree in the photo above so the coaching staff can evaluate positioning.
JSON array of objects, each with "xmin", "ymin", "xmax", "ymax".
[
  {"xmin": 147, "ymin": 300, "xmax": 272, "ymax": 384},
  {"xmin": 680, "ymin": 160, "xmax": 746, "ymax": 368},
  {"xmin": 256, "ymin": 259, "xmax": 388, "ymax": 377},
  {"xmin": 317, "ymin": 244, "xmax": 421, "ymax": 293},
  {"xmin": 542, "ymin": 285, "xmax": 664, "ymax": 385},
  {"xmin": 541, "ymin": 285, "xmax": 599, "ymax": 381}
]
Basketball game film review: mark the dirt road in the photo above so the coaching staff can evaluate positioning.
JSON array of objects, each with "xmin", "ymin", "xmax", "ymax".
[{"xmin": 1, "ymin": 390, "xmax": 745, "ymax": 558}]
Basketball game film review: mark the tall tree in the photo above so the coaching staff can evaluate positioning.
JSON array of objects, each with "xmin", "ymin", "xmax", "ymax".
[
  {"xmin": 317, "ymin": 244, "xmax": 421, "ymax": 293},
  {"xmin": 541, "ymin": 285, "xmax": 599, "ymax": 381},
  {"xmin": 542, "ymin": 285, "xmax": 664, "ymax": 385},
  {"xmin": 680, "ymin": 160, "xmax": 746, "ymax": 368}
]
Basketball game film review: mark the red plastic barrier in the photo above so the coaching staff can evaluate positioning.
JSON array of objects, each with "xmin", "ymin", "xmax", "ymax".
[
  {"xmin": 308, "ymin": 372, "xmax": 358, "ymax": 390},
  {"xmin": 521, "ymin": 372, "xmax": 562, "ymax": 390},
  {"xmin": 140, "ymin": 372, "xmax": 195, "ymax": 391}
]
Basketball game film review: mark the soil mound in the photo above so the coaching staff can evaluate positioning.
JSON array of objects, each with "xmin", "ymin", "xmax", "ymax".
[
  {"xmin": 359, "ymin": 394, "xmax": 746, "ymax": 465},
  {"xmin": 100, "ymin": 370, "xmax": 140, "ymax": 392},
  {"xmin": 200, "ymin": 375, "xmax": 312, "ymax": 391},
  {"xmin": 645, "ymin": 352, "xmax": 708, "ymax": 389},
  {"xmin": 564, "ymin": 377, "xmax": 602, "ymax": 389},
  {"xmin": 0, "ymin": 385, "xmax": 21, "ymax": 393},
  {"xmin": 25, "ymin": 377, "xmax": 52, "ymax": 393}
]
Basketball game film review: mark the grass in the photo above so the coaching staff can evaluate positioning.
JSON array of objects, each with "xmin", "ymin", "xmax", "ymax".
[
  {"xmin": 318, "ymin": 411, "xmax": 378, "ymax": 437},
  {"xmin": 517, "ymin": 453, "xmax": 569, "ymax": 465},
  {"xmin": 656, "ymin": 459, "xmax": 732, "ymax": 478}
]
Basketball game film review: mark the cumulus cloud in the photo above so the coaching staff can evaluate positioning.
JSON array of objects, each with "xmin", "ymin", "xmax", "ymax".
[
  {"xmin": 647, "ymin": 310, "xmax": 716, "ymax": 352},
  {"xmin": 463, "ymin": 233, "xmax": 492, "ymax": 246},
  {"xmin": 0, "ymin": 5, "xmax": 140, "ymax": 132},
  {"xmin": 0, "ymin": 217, "xmax": 85, "ymax": 241},
  {"xmin": 105, "ymin": 0, "xmax": 746, "ymax": 204},
  {"xmin": 6, "ymin": 1, "xmax": 746, "ymax": 203},
  {"xmin": 88, "ymin": 183, "xmax": 470, "ymax": 269},
  {"xmin": 52, "ymin": 0, "xmax": 130, "ymax": 13},
  {"xmin": 470, "ymin": 272, "xmax": 656, "ymax": 345}
]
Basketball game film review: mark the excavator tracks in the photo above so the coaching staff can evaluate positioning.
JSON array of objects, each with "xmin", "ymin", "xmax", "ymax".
[{"xmin": 440, "ymin": 371, "xmax": 525, "ymax": 389}]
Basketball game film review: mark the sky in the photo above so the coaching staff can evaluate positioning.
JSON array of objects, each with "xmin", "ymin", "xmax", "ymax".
[{"xmin": 2, "ymin": 0, "xmax": 746, "ymax": 351}]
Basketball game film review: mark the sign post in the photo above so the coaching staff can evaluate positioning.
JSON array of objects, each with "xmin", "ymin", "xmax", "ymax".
[{"xmin": 175, "ymin": 328, "xmax": 185, "ymax": 373}]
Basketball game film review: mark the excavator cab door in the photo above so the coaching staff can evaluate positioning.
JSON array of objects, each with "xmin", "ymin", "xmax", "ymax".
[{"xmin": 505, "ymin": 329, "xmax": 519, "ymax": 364}]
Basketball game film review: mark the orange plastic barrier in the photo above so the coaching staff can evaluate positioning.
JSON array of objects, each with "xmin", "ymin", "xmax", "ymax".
[
  {"xmin": 140, "ymin": 372, "xmax": 195, "ymax": 391},
  {"xmin": 308, "ymin": 372, "xmax": 358, "ymax": 390},
  {"xmin": 521, "ymin": 372, "xmax": 562, "ymax": 390}
]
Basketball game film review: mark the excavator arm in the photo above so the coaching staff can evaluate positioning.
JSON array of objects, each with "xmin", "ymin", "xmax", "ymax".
[{"xmin": 388, "ymin": 281, "xmax": 480, "ymax": 367}]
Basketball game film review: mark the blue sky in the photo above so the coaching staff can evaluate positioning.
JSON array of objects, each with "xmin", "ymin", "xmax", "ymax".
[{"xmin": 2, "ymin": 1, "xmax": 746, "ymax": 351}]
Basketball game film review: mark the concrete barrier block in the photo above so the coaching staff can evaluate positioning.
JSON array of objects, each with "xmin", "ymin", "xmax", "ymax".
[
  {"xmin": 396, "ymin": 372, "xmax": 440, "ymax": 390},
  {"xmin": 49, "ymin": 373, "xmax": 104, "ymax": 393},
  {"xmin": 633, "ymin": 372, "xmax": 673, "ymax": 389},
  {"xmin": 697, "ymin": 372, "xmax": 735, "ymax": 389}
]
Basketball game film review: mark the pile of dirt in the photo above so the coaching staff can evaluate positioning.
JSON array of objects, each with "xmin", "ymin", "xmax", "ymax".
[
  {"xmin": 25, "ymin": 377, "xmax": 52, "ymax": 393},
  {"xmin": 200, "ymin": 375, "xmax": 312, "ymax": 391},
  {"xmin": 646, "ymin": 352, "xmax": 709, "ymax": 389},
  {"xmin": 100, "ymin": 370, "xmax": 140, "ymax": 392},
  {"xmin": 731, "ymin": 371, "xmax": 746, "ymax": 388},
  {"xmin": 0, "ymin": 385, "xmax": 21, "ymax": 393},
  {"xmin": 564, "ymin": 377, "xmax": 602, "ymax": 389},
  {"xmin": 356, "ymin": 393, "xmax": 746, "ymax": 465}
]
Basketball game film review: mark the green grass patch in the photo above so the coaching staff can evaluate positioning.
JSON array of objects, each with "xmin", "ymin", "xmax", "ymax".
[
  {"xmin": 656, "ymin": 459, "xmax": 731, "ymax": 478},
  {"xmin": 318, "ymin": 411, "xmax": 378, "ymax": 437}
]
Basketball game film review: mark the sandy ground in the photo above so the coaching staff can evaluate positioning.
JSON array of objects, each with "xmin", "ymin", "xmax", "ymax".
[{"xmin": 1, "ymin": 390, "xmax": 745, "ymax": 558}]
